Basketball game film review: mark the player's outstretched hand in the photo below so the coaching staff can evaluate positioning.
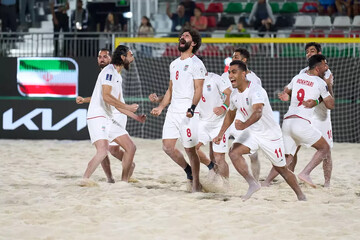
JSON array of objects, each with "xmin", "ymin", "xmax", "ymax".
[
  {"xmin": 136, "ymin": 114, "xmax": 147, "ymax": 123},
  {"xmin": 213, "ymin": 106, "xmax": 225, "ymax": 116},
  {"xmin": 149, "ymin": 93, "xmax": 159, "ymax": 103},
  {"xmin": 235, "ymin": 119, "xmax": 246, "ymax": 130},
  {"xmin": 303, "ymin": 99, "xmax": 317, "ymax": 108},
  {"xmin": 128, "ymin": 104, "xmax": 139, "ymax": 112},
  {"xmin": 212, "ymin": 135, "xmax": 222, "ymax": 145},
  {"xmin": 278, "ymin": 91, "xmax": 289, "ymax": 101},
  {"xmin": 151, "ymin": 107, "xmax": 163, "ymax": 116},
  {"xmin": 76, "ymin": 96, "xmax": 85, "ymax": 104}
]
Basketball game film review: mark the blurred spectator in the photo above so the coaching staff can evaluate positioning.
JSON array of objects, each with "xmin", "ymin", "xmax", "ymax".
[
  {"xmin": 355, "ymin": 0, "xmax": 360, "ymax": 16},
  {"xmin": 225, "ymin": 19, "xmax": 250, "ymax": 38},
  {"xmin": 50, "ymin": 0, "xmax": 70, "ymax": 56},
  {"xmin": 0, "ymin": 0, "xmax": 17, "ymax": 32},
  {"xmin": 190, "ymin": 6, "xmax": 207, "ymax": 31},
  {"xmin": 71, "ymin": 0, "xmax": 88, "ymax": 32},
  {"xmin": 166, "ymin": 2, "xmax": 190, "ymax": 36},
  {"xmin": 19, "ymin": 0, "xmax": 35, "ymax": 29},
  {"xmin": 138, "ymin": 16, "xmax": 154, "ymax": 37},
  {"xmin": 104, "ymin": 12, "xmax": 120, "ymax": 32},
  {"xmin": 180, "ymin": 0, "xmax": 196, "ymax": 18},
  {"xmin": 318, "ymin": 0, "xmax": 336, "ymax": 16},
  {"xmin": 336, "ymin": 0, "xmax": 352, "ymax": 17},
  {"xmin": 249, "ymin": 0, "xmax": 276, "ymax": 36}
]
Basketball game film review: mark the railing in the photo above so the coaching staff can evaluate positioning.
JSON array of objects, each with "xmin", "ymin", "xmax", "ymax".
[{"xmin": 1, "ymin": 30, "xmax": 359, "ymax": 58}]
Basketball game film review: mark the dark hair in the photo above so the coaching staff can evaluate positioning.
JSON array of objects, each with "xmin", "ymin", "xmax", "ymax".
[
  {"xmin": 305, "ymin": 42, "xmax": 322, "ymax": 53},
  {"xmin": 142, "ymin": 16, "xmax": 152, "ymax": 27},
  {"xmin": 99, "ymin": 48, "xmax": 111, "ymax": 56},
  {"xmin": 194, "ymin": 6, "xmax": 202, "ymax": 13},
  {"xmin": 111, "ymin": 45, "xmax": 129, "ymax": 65},
  {"xmin": 234, "ymin": 48, "xmax": 250, "ymax": 61},
  {"xmin": 179, "ymin": 27, "xmax": 202, "ymax": 54},
  {"xmin": 230, "ymin": 60, "xmax": 247, "ymax": 72},
  {"xmin": 308, "ymin": 54, "xmax": 326, "ymax": 70}
]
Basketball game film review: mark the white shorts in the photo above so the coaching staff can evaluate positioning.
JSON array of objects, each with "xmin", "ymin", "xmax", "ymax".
[
  {"xmin": 313, "ymin": 115, "xmax": 333, "ymax": 148},
  {"xmin": 108, "ymin": 113, "xmax": 128, "ymax": 144},
  {"xmin": 87, "ymin": 116, "xmax": 110, "ymax": 144},
  {"xmin": 162, "ymin": 112, "xmax": 199, "ymax": 148},
  {"xmin": 233, "ymin": 130, "xmax": 286, "ymax": 167},
  {"xmin": 282, "ymin": 118, "xmax": 322, "ymax": 156},
  {"xmin": 198, "ymin": 119, "xmax": 228, "ymax": 153}
]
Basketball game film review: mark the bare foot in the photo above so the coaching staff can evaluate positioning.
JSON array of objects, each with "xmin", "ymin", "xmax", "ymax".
[
  {"xmin": 242, "ymin": 182, "xmax": 261, "ymax": 201},
  {"xmin": 260, "ymin": 181, "xmax": 271, "ymax": 187},
  {"xmin": 323, "ymin": 182, "xmax": 330, "ymax": 188},
  {"xmin": 298, "ymin": 173, "xmax": 316, "ymax": 188},
  {"xmin": 78, "ymin": 178, "xmax": 99, "ymax": 187},
  {"xmin": 192, "ymin": 183, "xmax": 203, "ymax": 193},
  {"xmin": 297, "ymin": 194, "xmax": 307, "ymax": 201},
  {"xmin": 107, "ymin": 178, "xmax": 115, "ymax": 183}
]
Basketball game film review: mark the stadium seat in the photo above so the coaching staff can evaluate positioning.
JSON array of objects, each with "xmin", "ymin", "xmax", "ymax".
[
  {"xmin": 270, "ymin": 2, "xmax": 280, "ymax": 14},
  {"xmin": 299, "ymin": 1, "xmax": 318, "ymax": 13},
  {"xmin": 195, "ymin": 3, "xmax": 205, "ymax": 13},
  {"xmin": 352, "ymin": 15, "xmax": 360, "ymax": 29},
  {"xmin": 280, "ymin": 2, "xmax": 299, "ymax": 13},
  {"xmin": 349, "ymin": 30, "xmax": 360, "ymax": 38},
  {"xmin": 243, "ymin": 2, "xmax": 254, "ymax": 13},
  {"xmin": 162, "ymin": 45, "xmax": 180, "ymax": 57},
  {"xmin": 309, "ymin": 29, "xmax": 326, "ymax": 38},
  {"xmin": 333, "ymin": 16, "xmax": 351, "ymax": 29},
  {"xmin": 207, "ymin": 16, "xmax": 217, "ymax": 28},
  {"xmin": 289, "ymin": 29, "xmax": 306, "ymax": 38},
  {"xmin": 340, "ymin": 47, "xmax": 360, "ymax": 57},
  {"xmin": 198, "ymin": 45, "xmax": 220, "ymax": 57},
  {"xmin": 294, "ymin": 15, "xmax": 313, "ymax": 28},
  {"xmin": 206, "ymin": 3, "xmax": 223, "ymax": 13},
  {"xmin": 224, "ymin": 2, "xmax": 243, "ymax": 13},
  {"xmin": 322, "ymin": 46, "xmax": 340, "ymax": 57},
  {"xmin": 328, "ymin": 29, "xmax": 345, "ymax": 38},
  {"xmin": 280, "ymin": 45, "xmax": 303, "ymax": 57},
  {"xmin": 314, "ymin": 16, "xmax": 332, "ymax": 28}
]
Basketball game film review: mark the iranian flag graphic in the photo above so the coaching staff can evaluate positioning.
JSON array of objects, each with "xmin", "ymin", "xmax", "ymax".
[{"xmin": 17, "ymin": 58, "xmax": 79, "ymax": 97}]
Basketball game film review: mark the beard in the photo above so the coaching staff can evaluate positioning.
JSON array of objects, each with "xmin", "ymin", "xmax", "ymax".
[
  {"xmin": 123, "ymin": 60, "xmax": 130, "ymax": 70},
  {"xmin": 178, "ymin": 38, "xmax": 191, "ymax": 52},
  {"xmin": 98, "ymin": 62, "xmax": 107, "ymax": 69}
]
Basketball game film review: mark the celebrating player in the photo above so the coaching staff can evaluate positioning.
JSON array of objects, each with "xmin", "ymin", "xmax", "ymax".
[
  {"xmin": 263, "ymin": 54, "xmax": 334, "ymax": 188},
  {"xmin": 81, "ymin": 45, "xmax": 146, "ymax": 185},
  {"xmin": 213, "ymin": 60, "xmax": 306, "ymax": 201},
  {"xmin": 76, "ymin": 48, "xmax": 135, "ymax": 183},
  {"xmin": 150, "ymin": 27, "xmax": 206, "ymax": 192},
  {"xmin": 221, "ymin": 48, "xmax": 261, "ymax": 181}
]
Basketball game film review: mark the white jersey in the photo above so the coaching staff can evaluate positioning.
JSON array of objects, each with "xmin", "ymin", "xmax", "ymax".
[
  {"xmin": 222, "ymin": 70, "xmax": 262, "ymax": 122},
  {"xmin": 198, "ymin": 72, "xmax": 231, "ymax": 122},
  {"xmin": 87, "ymin": 64, "xmax": 124, "ymax": 119},
  {"xmin": 284, "ymin": 72, "xmax": 330, "ymax": 122},
  {"xmin": 229, "ymin": 82, "xmax": 282, "ymax": 139},
  {"xmin": 168, "ymin": 55, "xmax": 207, "ymax": 113},
  {"xmin": 299, "ymin": 67, "xmax": 332, "ymax": 121}
]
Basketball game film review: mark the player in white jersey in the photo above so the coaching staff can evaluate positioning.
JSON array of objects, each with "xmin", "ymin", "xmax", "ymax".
[
  {"xmin": 213, "ymin": 60, "xmax": 306, "ymax": 201},
  {"xmin": 221, "ymin": 48, "xmax": 262, "ymax": 181},
  {"xmin": 81, "ymin": 45, "xmax": 146, "ymax": 185},
  {"xmin": 196, "ymin": 72, "xmax": 232, "ymax": 178},
  {"xmin": 263, "ymin": 54, "xmax": 335, "ymax": 188},
  {"xmin": 149, "ymin": 72, "xmax": 232, "ymax": 178},
  {"xmin": 76, "ymin": 48, "xmax": 135, "ymax": 183},
  {"xmin": 262, "ymin": 43, "xmax": 334, "ymax": 188},
  {"xmin": 151, "ymin": 28, "xmax": 206, "ymax": 192}
]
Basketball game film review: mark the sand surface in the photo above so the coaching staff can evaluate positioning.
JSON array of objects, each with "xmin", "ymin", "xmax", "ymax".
[{"xmin": 0, "ymin": 139, "xmax": 359, "ymax": 240}]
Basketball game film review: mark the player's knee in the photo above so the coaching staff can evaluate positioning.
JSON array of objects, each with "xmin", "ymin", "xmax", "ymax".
[
  {"xmin": 162, "ymin": 144, "xmax": 174, "ymax": 155},
  {"xmin": 228, "ymin": 148, "xmax": 239, "ymax": 160},
  {"xmin": 109, "ymin": 146, "xmax": 119, "ymax": 156}
]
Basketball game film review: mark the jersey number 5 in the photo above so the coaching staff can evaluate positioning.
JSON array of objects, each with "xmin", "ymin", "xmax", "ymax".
[{"xmin": 297, "ymin": 89, "xmax": 305, "ymax": 106}]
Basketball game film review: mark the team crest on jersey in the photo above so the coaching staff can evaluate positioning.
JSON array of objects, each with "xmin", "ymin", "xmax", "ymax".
[
  {"xmin": 246, "ymin": 98, "xmax": 249, "ymax": 105},
  {"xmin": 106, "ymin": 74, "xmax": 113, "ymax": 81},
  {"xmin": 184, "ymin": 65, "xmax": 189, "ymax": 71},
  {"xmin": 207, "ymin": 84, "xmax": 211, "ymax": 91}
]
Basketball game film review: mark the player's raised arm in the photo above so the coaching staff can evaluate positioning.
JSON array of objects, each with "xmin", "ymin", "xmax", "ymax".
[
  {"xmin": 235, "ymin": 103, "xmax": 263, "ymax": 131},
  {"xmin": 150, "ymin": 80, "xmax": 172, "ymax": 116},
  {"xmin": 102, "ymin": 85, "xmax": 139, "ymax": 112},
  {"xmin": 213, "ymin": 108, "xmax": 236, "ymax": 144},
  {"xmin": 115, "ymin": 107, "xmax": 146, "ymax": 123},
  {"xmin": 213, "ymin": 87, "xmax": 232, "ymax": 116}
]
